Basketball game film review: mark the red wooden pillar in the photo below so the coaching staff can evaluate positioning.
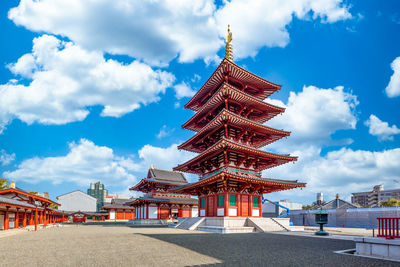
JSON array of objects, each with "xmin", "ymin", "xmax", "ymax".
[
  {"xmin": 23, "ymin": 210, "xmax": 27, "ymax": 227},
  {"xmin": 249, "ymin": 195, "xmax": 253, "ymax": 217},
  {"xmin": 189, "ymin": 206, "xmax": 192, "ymax": 218},
  {"xmin": 29, "ymin": 211, "xmax": 34, "ymax": 225},
  {"xmin": 258, "ymin": 195, "xmax": 262, "ymax": 217},
  {"xmin": 62, "ymin": 214, "xmax": 64, "ymax": 224},
  {"xmin": 4, "ymin": 207, "xmax": 9, "ymax": 231},
  {"xmin": 224, "ymin": 193, "xmax": 229, "ymax": 216},
  {"xmin": 35, "ymin": 209, "xmax": 38, "ymax": 231},
  {"xmin": 146, "ymin": 205, "xmax": 149, "ymax": 219},
  {"xmin": 43, "ymin": 208, "xmax": 47, "ymax": 226},
  {"xmin": 178, "ymin": 205, "xmax": 183, "ymax": 218},
  {"xmin": 15, "ymin": 210, "xmax": 19, "ymax": 229},
  {"xmin": 237, "ymin": 194, "xmax": 241, "ymax": 217},
  {"xmin": 157, "ymin": 204, "xmax": 160, "ymax": 219},
  {"xmin": 198, "ymin": 198, "xmax": 202, "ymax": 217}
]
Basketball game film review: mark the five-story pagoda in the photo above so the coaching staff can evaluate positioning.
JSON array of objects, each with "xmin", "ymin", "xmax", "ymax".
[{"xmin": 172, "ymin": 26, "xmax": 305, "ymax": 218}]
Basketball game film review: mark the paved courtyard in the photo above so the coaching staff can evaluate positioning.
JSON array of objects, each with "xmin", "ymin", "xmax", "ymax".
[{"xmin": 0, "ymin": 225, "xmax": 397, "ymax": 266}]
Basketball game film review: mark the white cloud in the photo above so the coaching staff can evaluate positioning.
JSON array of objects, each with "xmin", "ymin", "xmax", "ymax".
[
  {"xmin": 138, "ymin": 143, "xmax": 194, "ymax": 173},
  {"xmin": 0, "ymin": 149, "xmax": 16, "ymax": 166},
  {"xmin": 0, "ymin": 35, "xmax": 175, "ymax": 133},
  {"xmin": 364, "ymin": 114, "xmax": 400, "ymax": 141},
  {"xmin": 156, "ymin": 125, "xmax": 175, "ymax": 139},
  {"xmin": 8, "ymin": 0, "xmax": 351, "ymax": 64},
  {"xmin": 215, "ymin": 0, "xmax": 352, "ymax": 59},
  {"xmin": 385, "ymin": 57, "xmax": 400, "ymax": 98},
  {"xmin": 265, "ymin": 147, "xmax": 400, "ymax": 202},
  {"xmin": 261, "ymin": 84, "xmax": 400, "ymax": 202},
  {"xmin": 3, "ymin": 139, "xmax": 140, "ymax": 187},
  {"xmin": 174, "ymin": 81, "xmax": 196, "ymax": 99},
  {"xmin": 2, "ymin": 140, "xmax": 197, "ymax": 190},
  {"xmin": 266, "ymin": 85, "xmax": 358, "ymax": 151}
]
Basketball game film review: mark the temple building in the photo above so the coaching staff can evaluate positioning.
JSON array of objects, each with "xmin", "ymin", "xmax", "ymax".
[
  {"xmin": 128, "ymin": 166, "xmax": 198, "ymax": 221},
  {"xmin": 0, "ymin": 182, "xmax": 67, "ymax": 231},
  {"xmin": 102, "ymin": 198, "xmax": 136, "ymax": 220},
  {"xmin": 171, "ymin": 26, "xmax": 305, "ymax": 220}
]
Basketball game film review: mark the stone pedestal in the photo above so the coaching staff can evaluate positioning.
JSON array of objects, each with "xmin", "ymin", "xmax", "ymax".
[{"xmin": 355, "ymin": 237, "xmax": 400, "ymax": 260}]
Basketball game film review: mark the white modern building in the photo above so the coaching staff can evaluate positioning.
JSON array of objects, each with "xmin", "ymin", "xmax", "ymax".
[{"xmin": 56, "ymin": 190, "xmax": 97, "ymax": 212}]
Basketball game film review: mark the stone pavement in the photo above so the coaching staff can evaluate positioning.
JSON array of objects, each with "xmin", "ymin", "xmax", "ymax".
[{"xmin": 0, "ymin": 225, "xmax": 398, "ymax": 266}]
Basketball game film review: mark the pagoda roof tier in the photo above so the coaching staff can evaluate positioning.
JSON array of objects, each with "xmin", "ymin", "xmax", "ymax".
[
  {"xmin": 183, "ymin": 83, "xmax": 285, "ymax": 131},
  {"xmin": 185, "ymin": 59, "xmax": 281, "ymax": 111},
  {"xmin": 173, "ymin": 139, "xmax": 297, "ymax": 175},
  {"xmin": 178, "ymin": 110, "xmax": 290, "ymax": 153},
  {"xmin": 170, "ymin": 169, "xmax": 305, "ymax": 195},
  {"xmin": 129, "ymin": 178, "xmax": 188, "ymax": 193}
]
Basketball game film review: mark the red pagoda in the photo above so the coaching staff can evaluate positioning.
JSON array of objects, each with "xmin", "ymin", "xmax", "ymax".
[{"xmin": 172, "ymin": 26, "xmax": 305, "ymax": 218}]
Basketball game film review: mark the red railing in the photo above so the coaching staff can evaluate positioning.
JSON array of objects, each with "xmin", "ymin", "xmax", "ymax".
[{"xmin": 377, "ymin": 218, "xmax": 400, "ymax": 239}]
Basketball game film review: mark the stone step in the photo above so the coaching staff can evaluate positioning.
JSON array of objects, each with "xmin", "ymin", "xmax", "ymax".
[{"xmin": 197, "ymin": 226, "xmax": 255, "ymax": 234}]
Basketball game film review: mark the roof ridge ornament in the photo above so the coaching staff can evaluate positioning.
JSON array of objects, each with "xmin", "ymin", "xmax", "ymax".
[{"xmin": 225, "ymin": 24, "xmax": 233, "ymax": 61}]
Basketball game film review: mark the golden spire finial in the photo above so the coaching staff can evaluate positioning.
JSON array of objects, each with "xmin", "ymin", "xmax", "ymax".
[{"xmin": 225, "ymin": 24, "xmax": 233, "ymax": 61}]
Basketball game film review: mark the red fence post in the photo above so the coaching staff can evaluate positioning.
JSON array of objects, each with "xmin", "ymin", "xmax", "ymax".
[{"xmin": 377, "ymin": 218, "xmax": 400, "ymax": 239}]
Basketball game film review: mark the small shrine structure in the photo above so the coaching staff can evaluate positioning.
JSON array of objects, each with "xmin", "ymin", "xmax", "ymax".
[{"xmin": 128, "ymin": 166, "xmax": 198, "ymax": 221}]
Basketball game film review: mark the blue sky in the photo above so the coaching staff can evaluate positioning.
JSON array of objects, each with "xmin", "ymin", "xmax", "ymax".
[{"xmin": 0, "ymin": 0, "xmax": 399, "ymax": 205}]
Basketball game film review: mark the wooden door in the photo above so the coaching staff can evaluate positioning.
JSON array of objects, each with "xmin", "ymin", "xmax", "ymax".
[
  {"xmin": 181, "ymin": 207, "xmax": 190, "ymax": 217},
  {"xmin": 207, "ymin": 195, "xmax": 215, "ymax": 217},
  {"xmin": 241, "ymin": 195, "xmax": 249, "ymax": 217},
  {"xmin": 160, "ymin": 208, "xmax": 169, "ymax": 219}
]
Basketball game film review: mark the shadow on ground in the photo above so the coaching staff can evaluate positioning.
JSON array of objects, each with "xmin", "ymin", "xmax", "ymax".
[{"xmin": 139, "ymin": 231, "xmax": 397, "ymax": 267}]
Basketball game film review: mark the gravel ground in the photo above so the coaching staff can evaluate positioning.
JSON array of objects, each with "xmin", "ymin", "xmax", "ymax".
[{"xmin": 0, "ymin": 225, "xmax": 397, "ymax": 267}]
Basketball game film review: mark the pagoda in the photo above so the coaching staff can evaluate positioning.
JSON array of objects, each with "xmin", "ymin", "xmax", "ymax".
[{"xmin": 172, "ymin": 26, "xmax": 305, "ymax": 219}]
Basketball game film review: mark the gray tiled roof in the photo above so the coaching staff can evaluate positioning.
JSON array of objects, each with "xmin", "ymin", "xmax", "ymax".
[
  {"xmin": 148, "ymin": 168, "xmax": 187, "ymax": 183},
  {"xmin": 0, "ymin": 196, "xmax": 38, "ymax": 209},
  {"xmin": 102, "ymin": 204, "xmax": 135, "ymax": 210},
  {"xmin": 111, "ymin": 198, "xmax": 133, "ymax": 205}
]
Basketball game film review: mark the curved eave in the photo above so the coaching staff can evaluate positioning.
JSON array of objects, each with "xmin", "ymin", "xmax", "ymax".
[
  {"xmin": 182, "ymin": 83, "xmax": 285, "ymax": 131},
  {"xmin": 171, "ymin": 171, "xmax": 305, "ymax": 194},
  {"xmin": 173, "ymin": 139, "xmax": 297, "ymax": 173},
  {"xmin": 185, "ymin": 59, "xmax": 281, "ymax": 111},
  {"xmin": 178, "ymin": 110, "xmax": 290, "ymax": 152}
]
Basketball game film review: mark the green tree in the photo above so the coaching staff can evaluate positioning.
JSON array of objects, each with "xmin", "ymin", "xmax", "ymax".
[
  {"xmin": 0, "ymin": 178, "xmax": 9, "ymax": 190},
  {"xmin": 380, "ymin": 198, "xmax": 400, "ymax": 207}
]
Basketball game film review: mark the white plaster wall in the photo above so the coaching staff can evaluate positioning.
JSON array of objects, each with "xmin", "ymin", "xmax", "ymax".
[
  {"xmin": 192, "ymin": 207, "xmax": 198, "ymax": 217},
  {"xmin": 109, "ymin": 210, "xmax": 115, "ymax": 220},
  {"xmin": 217, "ymin": 208, "xmax": 224, "ymax": 216},
  {"xmin": 200, "ymin": 209, "xmax": 205, "ymax": 217},
  {"xmin": 57, "ymin": 191, "xmax": 97, "ymax": 212},
  {"xmin": 148, "ymin": 206, "xmax": 157, "ymax": 219},
  {"xmin": 252, "ymin": 209, "xmax": 260, "ymax": 216},
  {"xmin": 229, "ymin": 208, "xmax": 237, "ymax": 216}
]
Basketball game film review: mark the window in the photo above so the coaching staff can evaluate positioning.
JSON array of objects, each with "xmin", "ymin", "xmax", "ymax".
[
  {"xmin": 200, "ymin": 198, "xmax": 205, "ymax": 208},
  {"xmin": 230, "ymin": 195, "xmax": 236, "ymax": 206},
  {"xmin": 253, "ymin": 197, "xmax": 259, "ymax": 207},
  {"xmin": 218, "ymin": 195, "xmax": 224, "ymax": 207}
]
